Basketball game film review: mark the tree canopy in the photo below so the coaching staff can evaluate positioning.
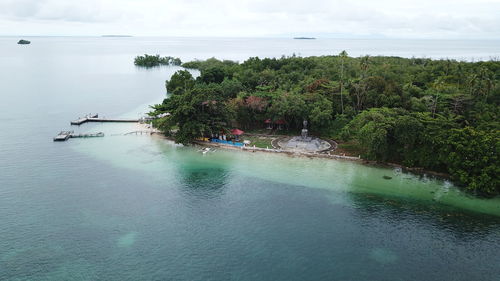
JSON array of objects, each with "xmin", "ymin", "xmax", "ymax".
[
  {"xmin": 150, "ymin": 53, "xmax": 500, "ymax": 196},
  {"xmin": 134, "ymin": 54, "xmax": 182, "ymax": 67}
]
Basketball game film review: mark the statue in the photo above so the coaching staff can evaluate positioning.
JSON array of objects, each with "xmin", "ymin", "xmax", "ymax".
[{"xmin": 301, "ymin": 120, "xmax": 308, "ymax": 140}]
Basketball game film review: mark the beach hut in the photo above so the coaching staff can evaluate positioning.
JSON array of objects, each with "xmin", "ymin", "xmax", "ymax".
[
  {"xmin": 264, "ymin": 119, "xmax": 272, "ymax": 129},
  {"xmin": 230, "ymin": 128, "xmax": 244, "ymax": 141},
  {"xmin": 275, "ymin": 119, "xmax": 286, "ymax": 130}
]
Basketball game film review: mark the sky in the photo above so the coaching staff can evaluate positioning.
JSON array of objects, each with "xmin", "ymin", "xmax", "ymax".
[{"xmin": 1, "ymin": 0, "xmax": 499, "ymax": 39}]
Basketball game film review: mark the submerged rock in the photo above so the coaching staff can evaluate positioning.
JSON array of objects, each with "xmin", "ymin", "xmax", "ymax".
[
  {"xmin": 117, "ymin": 231, "xmax": 138, "ymax": 248},
  {"xmin": 369, "ymin": 247, "xmax": 398, "ymax": 264},
  {"xmin": 17, "ymin": 39, "xmax": 31, "ymax": 45},
  {"xmin": 383, "ymin": 175, "xmax": 392, "ymax": 180}
]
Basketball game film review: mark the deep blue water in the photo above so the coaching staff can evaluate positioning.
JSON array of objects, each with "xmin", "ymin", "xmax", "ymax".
[{"xmin": 0, "ymin": 37, "xmax": 499, "ymax": 281}]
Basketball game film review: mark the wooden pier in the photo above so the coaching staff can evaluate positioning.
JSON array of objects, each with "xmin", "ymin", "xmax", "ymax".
[
  {"xmin": 53, "ymin": 131, "xmax": 73, "ymax": 141},
  {"xmin": 71, "ymin": 114, "xmax": 139, "ymax": 125},
  {"xmin": 55, "ymin": 113, "xmax": 143, "ymax": 141},
  {"xmin": 53, "ymin": 131, "xmax": 104, "ymax": 142},
  {"xmin": 124, "ymin": 130, "xmax": 156, "ymax": 135},
  {"xmin": 71, "ymin": 117, "xmax": 139, "ymax": 125},
  {"xmin": 70, "ymin": 132, "xmax": 105, "ymax": 138}
]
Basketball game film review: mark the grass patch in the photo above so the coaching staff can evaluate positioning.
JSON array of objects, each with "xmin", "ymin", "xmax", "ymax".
[
  {"xmin": 335, "ymin": 141, "xmax": 365, "ymax": 157},
  {"xmin": 242, "ymin": 136, "xmax": 274, "ymax": 149}
]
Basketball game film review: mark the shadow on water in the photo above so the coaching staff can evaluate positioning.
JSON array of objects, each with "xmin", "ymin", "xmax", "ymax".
[
  {"xmin": 0, "ymin": 246, "xmax": 66, "ymax": 280},
  {"xmin": 170, "ymin": 148, "xmax": 233, "ymax": 200},
  {"xmin": 178, "ymin": 166, "xmax": 231, "ymax": 198},
  {"xmin": 349, "ymin": 192, "xmax": 500, "ymax": 235},
  {"xmin": 340, "ymin": 192, "xmax": 500, "ymax": 280}
]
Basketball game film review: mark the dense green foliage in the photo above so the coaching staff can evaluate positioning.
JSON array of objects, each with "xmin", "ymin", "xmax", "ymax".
[
  {"xmin": 151, "ymin": 54, "xmax": 499, "ymax": 196},
  {"xmin": 134, "ymin": 54, "xmax": 182, "ymax": 67}
]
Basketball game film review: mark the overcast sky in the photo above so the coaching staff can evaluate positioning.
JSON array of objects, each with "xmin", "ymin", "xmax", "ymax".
[{"xmin": 1, "ymin": 0, "xmax": 499, "ymax": 39}]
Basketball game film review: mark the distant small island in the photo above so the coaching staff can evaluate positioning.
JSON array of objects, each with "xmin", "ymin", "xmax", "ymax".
[
  {"xmin": 134, "ymin": 54, "xmax": 182, "ymax": 67},
  {"xmin": 293, "ymin": 37, "xmax": 316, "ymax": 40},
  {"xmin": 101, "ymin": 35, "xmax": 133, "ymax": 37},
  {"xmin": 17, "ymin": 39, "xmax": 31, "ymax": 45}
]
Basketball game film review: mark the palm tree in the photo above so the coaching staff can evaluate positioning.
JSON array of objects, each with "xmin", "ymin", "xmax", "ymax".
[
  {"xmin": 339, "ymin": 50, "xmax": 348, "ymax": 115},
  {"xmin": 456, "ymin": 63, "xmax": 465, "ymax": 88},
  {"xmin": 478, "ymin": 67, "xmax": 494, "ymax": 99},
  {"xmin": 467, "ymin": 73, "xmax": 478, "ymax": 96},
  {"xmin": 353, "ymin": 55, "xmax": 370, "ymax": 112},
  {"xmin": 360, "ymin": 55, "xmax": 370, "ymax": 79}
]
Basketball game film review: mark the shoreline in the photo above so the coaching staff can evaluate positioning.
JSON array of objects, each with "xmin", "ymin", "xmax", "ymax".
[
  {"xmin": 194, "ymin": 140, "xmax": 452, "ymax": 181},
  {"xmin": 136, "ymin": 121, "xmax": 453, "ymax": 183},
  {"xmin": 138, "ymin": 119, "xmax": 453, "ymax": 184}
]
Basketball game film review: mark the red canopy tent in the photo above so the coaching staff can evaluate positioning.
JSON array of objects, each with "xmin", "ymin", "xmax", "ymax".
[
  {"xmin": 230, "ymin": 128, "xmax": 244, "ymax": 141},
  {"xmin": 230, "ymin": 129, "xmax": 244, "ymax": 135},
  {"xmin": 264, "ymin": 119, "xmax": 272, "ymax": 124}
]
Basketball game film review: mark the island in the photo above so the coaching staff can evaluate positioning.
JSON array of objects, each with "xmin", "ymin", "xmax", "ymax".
[
  {"xmin": 101, "ymin": 35, "xmax": 133, "ymax": 37},
  {"xmin": 17, "ymin": 39, "xmax": 31, "ymax": 45},
  {"xmin": 146, "ymin": 53, "xmax": 499, "ymax": 198},
  {"xmin": 134, "ymin": 54, "xmax": 182, "ymax": 67},
  {"xmin": 293, "ymin": 37, "xmax": 316, "ymax": 40}
]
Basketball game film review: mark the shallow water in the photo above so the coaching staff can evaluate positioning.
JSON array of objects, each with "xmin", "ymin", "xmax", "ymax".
[{"xmin": 0, "ymin": 37, "xmax": 499, "ymax": 280}]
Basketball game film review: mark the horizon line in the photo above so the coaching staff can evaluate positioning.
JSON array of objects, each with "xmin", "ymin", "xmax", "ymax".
[{"xmin": 2, "ymin": 35, "xmax": 500, "ymax": 41}]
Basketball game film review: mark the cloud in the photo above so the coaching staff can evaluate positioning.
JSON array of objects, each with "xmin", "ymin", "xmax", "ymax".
[{"xmin": 0, "ymin": 0, "xmax": 499, "ymax": 38}]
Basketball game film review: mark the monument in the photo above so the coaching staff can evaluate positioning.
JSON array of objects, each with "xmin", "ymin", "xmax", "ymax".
[
  {"xmin": 277, "ymin": 120, "xmax": 332, "ymax": 152},
  {"xmin": 301, "ymin": 120, "xmax": 309, "ymax": 140}
]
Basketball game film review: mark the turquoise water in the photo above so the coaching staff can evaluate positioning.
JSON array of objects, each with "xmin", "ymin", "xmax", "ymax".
[{"xmin": 1, "ymin": 37, "xmax": 500, "ymax": 280}]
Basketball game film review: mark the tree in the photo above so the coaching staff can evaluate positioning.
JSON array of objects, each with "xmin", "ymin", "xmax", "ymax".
[
  {"xmin": 393, "ymin": 115, "xmax": 423, "ymax": 165},
  {"xmin": 134, "ymin": 54, "xmax": 182, "ymax": 67},
  {"xmin": 305, "ymin": 93, "xmax": 333, "ymax": 133},
  {"xmin": 351, "ymin": 56, "xmax": 371, "ymax": 112},
  {"xmin": 339, "ymin": 50, "xmax": 348, "ymax": 115},
  {"xmin": 166, "ymin": 70, "xmax": 195, "ymax": 95},
  {"xmin": 341, "ymin": 108, "xmax": 397, "ymax": 160},
  {"xmin": 445, "ymin": 127, "xmax": 499, "ymax": 196},
  {"xmin": 220, "ymin": 78, "xmax": 244, "ymax": 98},
  {"xmin": 158, "ymin": 84, "xmax": 231, "ymax": 144},
  {"xmin": 268, "ymin": 92, "xmax": 306, "ymax": 129},
  {"xmin": 199, "ymin": 66, "xmax": 227, "ymax": 84}
]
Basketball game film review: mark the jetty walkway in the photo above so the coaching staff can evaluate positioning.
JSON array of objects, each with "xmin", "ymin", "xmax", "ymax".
[
  {"xmin": 54, "ymin": 113, "xmax": 145, "ymax": 141},
  {"xmin": 53, "ymin": 131, "xmax": 104, "ymax": 142},
  {"xmin": 71, "ymin": 117, "xmax": 139, "ymax": 125}
]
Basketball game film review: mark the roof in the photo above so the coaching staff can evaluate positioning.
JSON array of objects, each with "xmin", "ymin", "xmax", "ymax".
[{"xmin": 230, "ymin": 129, "xmax": 244, "ymax": 135}]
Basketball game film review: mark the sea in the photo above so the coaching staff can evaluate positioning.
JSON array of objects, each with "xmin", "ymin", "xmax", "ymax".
[{"xmin": 0, "ymin": 36, "xmax": 499, "ymax": 280}]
